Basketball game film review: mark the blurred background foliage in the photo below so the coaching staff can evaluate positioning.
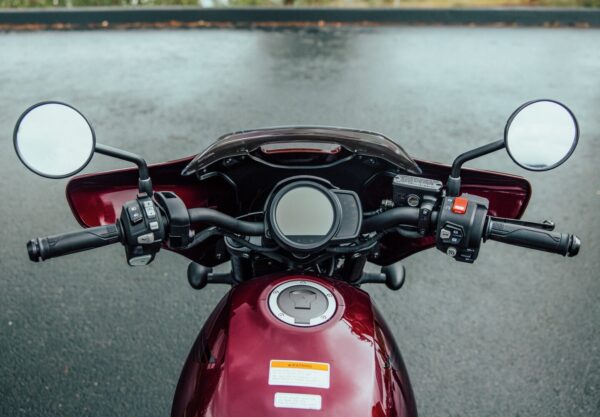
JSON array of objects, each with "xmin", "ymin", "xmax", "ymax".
[{"xmin": 1, "ymin": 0, "xmax": 599, "ymax": 8}]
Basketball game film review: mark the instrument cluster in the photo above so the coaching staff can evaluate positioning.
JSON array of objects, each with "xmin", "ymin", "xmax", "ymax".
[{"xmin": 265, "ymin": 177, "xmax": 362, "ymax": 253}]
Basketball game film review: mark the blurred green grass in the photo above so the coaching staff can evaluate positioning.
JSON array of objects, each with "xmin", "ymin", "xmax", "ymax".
[{"xmin": 1, "ymin": 0, "xmax": 599, "ymax": 8}]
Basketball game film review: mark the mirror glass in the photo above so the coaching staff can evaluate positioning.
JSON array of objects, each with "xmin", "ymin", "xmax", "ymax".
[
  {"xmin": 275, "ymin": 186, "xmax": 335, "ymax": 239},
  {"xmin": 505, "ymin": 100, "xmax": 578, "ymax": 171},
  {"xmin": 14, "ymin": 102, "xmax": 95, "ymax": 178}
]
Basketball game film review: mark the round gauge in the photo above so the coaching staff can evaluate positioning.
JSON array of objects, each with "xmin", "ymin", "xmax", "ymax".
[{"xmin": 269, "ymin": 181, "xmax": 341, "ymax": 252}]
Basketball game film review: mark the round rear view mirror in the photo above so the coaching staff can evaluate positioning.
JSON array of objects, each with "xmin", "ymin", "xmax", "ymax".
[
  {"xmin": 14, "ymin": 101, "xmax": 95, "ymax": 179},
  {"xmin": 504, "ymin": 99, "xmax": 579, "ymax": 171}
]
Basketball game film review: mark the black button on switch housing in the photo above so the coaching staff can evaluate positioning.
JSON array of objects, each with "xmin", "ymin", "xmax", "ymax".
[
  {"xmin": 120, "ymin": 197, "xmax": 165, "ymax": 268},
  {"xmin": 440, "ymin": 223, "xmax": 464, "ymax": 245},
  {"xmin": 127, "ymin": 204, "xmax": 143, "ymax": 224}
]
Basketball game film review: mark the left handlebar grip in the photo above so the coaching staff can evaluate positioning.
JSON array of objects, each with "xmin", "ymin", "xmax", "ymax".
[{"xmin": 27, "ymin": 224, "xmax": 122, "ymax": 262}]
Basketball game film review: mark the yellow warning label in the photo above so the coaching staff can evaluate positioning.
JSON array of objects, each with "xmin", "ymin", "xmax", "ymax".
[
  {"xmin": 269, "ymin": 360, "xmax": 330, "ymax": 389},
  {"xmin": 270, "ymin": 361, "xmax": 329, "ymax": 372}
]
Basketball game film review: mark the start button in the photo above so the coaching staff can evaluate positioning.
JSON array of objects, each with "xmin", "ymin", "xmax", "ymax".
[{"xmin": 268, "ymin": 280, "xmax": 337, "ymax": 327}]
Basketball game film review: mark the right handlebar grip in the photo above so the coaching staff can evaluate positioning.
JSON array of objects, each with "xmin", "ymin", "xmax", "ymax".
[
  {"xmin": 27, "ymin": 224, "xmax": 122, "ymax": 262},
  {"xmin": 485, "ymin": 218, "xmax": 580, "ymax": 257}
]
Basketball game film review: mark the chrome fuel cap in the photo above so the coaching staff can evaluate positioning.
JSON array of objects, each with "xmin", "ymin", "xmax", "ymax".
[{"xmin": 268, "ymin": 280, "xmax": 337, "ymax": 327}]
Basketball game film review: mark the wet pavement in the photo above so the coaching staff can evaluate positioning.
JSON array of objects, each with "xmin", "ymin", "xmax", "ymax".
[{"xmin": 0, "ymin": 26, "xmax": 599, "ymax": 417}]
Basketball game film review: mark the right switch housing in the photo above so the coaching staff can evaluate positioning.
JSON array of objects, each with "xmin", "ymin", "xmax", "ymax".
[{"xmin": 436, "ymin": 194, "xmax": 489, "ymax": 263}]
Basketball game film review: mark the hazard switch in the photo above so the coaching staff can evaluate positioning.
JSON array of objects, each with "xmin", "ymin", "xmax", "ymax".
[{"xmin": 451, "ymin": 197, "xmax": 468, "ymax": 214}]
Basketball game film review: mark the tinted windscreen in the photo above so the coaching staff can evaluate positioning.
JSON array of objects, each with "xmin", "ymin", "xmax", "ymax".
[{"xmin": 181, "ymin": 127, "xmax": 421, "ymax": 175}]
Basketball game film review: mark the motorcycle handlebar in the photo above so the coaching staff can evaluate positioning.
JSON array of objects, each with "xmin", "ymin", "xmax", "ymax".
[
  {"xmin": 187, "ymin": 207, "xmax": 422, "ymax": 236},
  {"xmin": 188, "ymin": 207, "xmax": 424, "ymax": 236},
  {"xmin": 26, "ymin": 208, "xmax": 264, "ymax": 262},
  {"xmin": 26, "ymin": 205, "xmax": 581, "ymax": 263},
  {"xmin": 185, "ymin": 208, "xmax": 582, "ymax": 258},
  {"xmin": 361, "ymin": 207, "xmax": 422, "ymax": 233},
  {"xmin": 27, "ymin": 224, "xmax": 122, "ymax": 262},
  {"xmin": 188, "ymin": 208, "xmax": 264, "ymax": 236},
  {"xmin": 484, "ymin": 217, "xmax": 580, "ymax": 257}
]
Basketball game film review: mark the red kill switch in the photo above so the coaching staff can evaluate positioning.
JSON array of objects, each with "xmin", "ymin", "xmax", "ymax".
[{"xmin": 452, "ymin": 197, "xmax": 468, "ymax": 214}]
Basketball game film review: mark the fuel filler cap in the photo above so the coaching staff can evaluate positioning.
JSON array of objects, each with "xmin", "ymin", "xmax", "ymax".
[{"xmin": 268, "ymin": 280, "xmax": 337, "ymax": 327}]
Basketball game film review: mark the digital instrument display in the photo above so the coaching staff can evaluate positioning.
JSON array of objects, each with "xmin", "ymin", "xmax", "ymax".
[
  {"xmin": 268, "ymin": 179, "xmax": 362, "ymax": 252},
  {"xmin": 275, "ymin": 186, "xmax": 335, "ymax": 239},
  {"xmin": 269, "ymin": 181, "xmax": 343, "ymax": 251}
]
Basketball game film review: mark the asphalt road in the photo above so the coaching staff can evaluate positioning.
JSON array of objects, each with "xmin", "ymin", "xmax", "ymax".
[{"xmin": 0, "ymin": 26, "xmax": 599, "ymax": 417}]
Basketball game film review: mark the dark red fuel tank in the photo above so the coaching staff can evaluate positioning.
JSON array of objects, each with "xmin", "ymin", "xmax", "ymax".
[{"xmin": 171, "ymin": 274, "xmax": 417, "ymax": 417}]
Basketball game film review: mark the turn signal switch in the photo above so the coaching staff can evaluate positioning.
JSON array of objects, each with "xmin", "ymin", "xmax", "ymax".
[{"xmin": 119, "ymin": 196, "xmax": 165, "ymax": 266}]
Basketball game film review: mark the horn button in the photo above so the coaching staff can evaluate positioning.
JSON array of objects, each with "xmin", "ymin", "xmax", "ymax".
[{"xmin": 268, "ymin": 281, "xmax": 337, "ymax": 327}]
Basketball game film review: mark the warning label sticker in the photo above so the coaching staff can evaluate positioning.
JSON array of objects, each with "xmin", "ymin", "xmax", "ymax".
[
  {"xmin": 268, "ymin": 360, "xmax": 330, "ymax": 389},
  {"xmin": 274, "ymin": 392, "xmax": 322, "ymax": 410}
]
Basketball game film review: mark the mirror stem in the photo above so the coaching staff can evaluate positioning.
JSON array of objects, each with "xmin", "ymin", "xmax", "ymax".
[
  {"xmin": 447, "ymin": 139, "xmax": 505, "ymax": 197},
  {"xmin": 95, "ymin": 143, "xmax": 153, "ymax": 196}
]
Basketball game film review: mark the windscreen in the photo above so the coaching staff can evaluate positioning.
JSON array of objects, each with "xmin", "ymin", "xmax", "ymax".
[{"xmin": 181, "ymin": 126, "xmax": 421, "ymax": 175}]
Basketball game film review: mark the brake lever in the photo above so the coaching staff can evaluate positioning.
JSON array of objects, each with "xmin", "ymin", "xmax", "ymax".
[{"xmin": 488, "ymin": 216, "xmax": 555, "ymax": 231}]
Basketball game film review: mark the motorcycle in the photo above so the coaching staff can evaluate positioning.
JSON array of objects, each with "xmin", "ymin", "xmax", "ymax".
[{"xmin": 13, "ymin": 99, "xmax": 581, "ymax": 417}]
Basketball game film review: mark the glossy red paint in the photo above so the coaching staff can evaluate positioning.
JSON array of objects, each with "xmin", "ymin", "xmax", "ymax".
[
  {"xmin": 66, "ymin": 157, "xmax": 237, "ymax": 265},
  {"xmin": 373, "ymin": 159, "xmax": 531, "ymax": 264},
  {"xmin": 171, "ymin": 274, "xmax": 417, "ymax": 417},
  {"xmin": 66, "ymin": 157, "xmax": 201, "ymax": 227},
  {"xmin": 62, "ymin": 144, "xmax": 530, "ymax": 416},
  {"xmin": 66, "ymin": 157, "xmax": 530, "ymax": 266}
]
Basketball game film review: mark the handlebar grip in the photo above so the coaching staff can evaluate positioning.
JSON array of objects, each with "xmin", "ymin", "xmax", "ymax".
[
  {"xmin": 485, "ymin": 217, "xmax": 580, "ymax": 257},
  {"xmin": 27, "ymin": 224, "xmax": 122, "ymax": 262}
]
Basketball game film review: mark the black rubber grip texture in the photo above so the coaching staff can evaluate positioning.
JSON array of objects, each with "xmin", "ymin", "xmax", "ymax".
[
  {"xmin": 27, "ymin": 224, "xmax": 121, "ymax": 262},
  {"xmin": 485, "ymin": 218, "xmax": 580, "ymax": 257},
  {"xmin": 187, "ymin": 208, "xmax": 264, "ymax": 236}
]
